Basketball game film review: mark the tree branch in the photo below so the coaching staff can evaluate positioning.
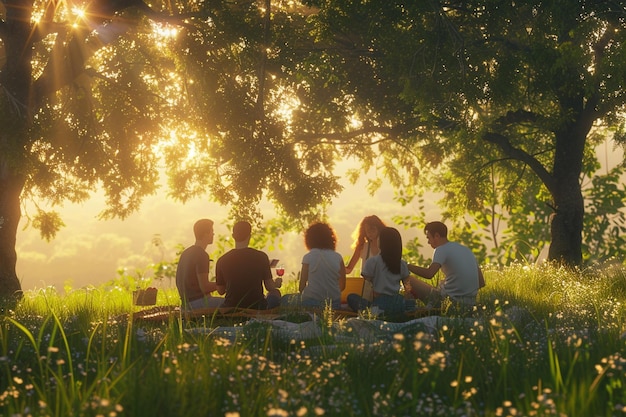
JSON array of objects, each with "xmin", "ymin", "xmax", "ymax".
[
  {"xmin": 293, "ymin": 123, "xmax": 418, "ymax": 144},
  {"xmin": 494, "ymin": 109, "xmax": 538, "ymax": 126},
  {"xmin": 292, "ymin": 125, "xmax": 424, "ymax": 161},
  {"xmin": 482, "ymin": 131, "xmax": 556, "ymax": 192}
]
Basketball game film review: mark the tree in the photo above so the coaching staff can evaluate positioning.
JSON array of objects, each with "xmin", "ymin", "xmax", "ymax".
[
  {"xmin": 0, "ymin": 0, "xmax": 347, "ymax": 303},
  {"xmin": 0, "ymin": 0, "xmax": 174, "ymax": 302},
  {"xmin": 294, "ymin": 0, "xmax": 626, "ymax": 266}
]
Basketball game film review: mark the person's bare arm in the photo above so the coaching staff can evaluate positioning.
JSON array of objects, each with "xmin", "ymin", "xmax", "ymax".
[
  {"xmin": 408, "ymin": 263, "xmax": 441, "ymax": 279},
  {"xmin": 338, "ymin": 262, "xmax": 347, "ymax": 291},
  {"xmin": 215, "ymin": 264, "xmax": 226, "ymax": 295},
  {"xmin": 198, "ymin": 272, "xmax": 218, "ymax": 294},
  {"xmin": 345, "ymin": 242, "xmax": 363, "ymax": 274},
  {"xmin": 401, "ymin": 275, "xmax": 412, "ymax": 292},
  {"xmin": 263, "ymin": 277, "xmax": 281, "ymax": 297},
  {"xmin": 299, "ymin": 264, "xmax": 309, "ymax": 292}
]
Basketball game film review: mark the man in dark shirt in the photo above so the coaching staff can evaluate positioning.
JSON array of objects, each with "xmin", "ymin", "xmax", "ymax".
[
  {"xmin": 216, "ymin": 221, "xmax": 281, "ymax": 309},
  {"xmin": 175, "ymin": 219, "xmax": 224, "ymax": 310}
]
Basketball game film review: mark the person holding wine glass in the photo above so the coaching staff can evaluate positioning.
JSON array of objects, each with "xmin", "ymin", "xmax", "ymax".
[
  {"xmin": 281, "ymin": 222, "xmax": 346, "ymax": 309},
  {"xmin": 274, "ymin": 264, "xmax": 285, "ymax": 288},
  {"xmin": 215, "ymin": 221, "xmax": 281, "ymax": 309}
]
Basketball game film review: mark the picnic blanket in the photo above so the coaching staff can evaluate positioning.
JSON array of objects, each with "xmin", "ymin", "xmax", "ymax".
[
  {"xmin": 132, "ymin": 305, "xmax": 441, "ymax": 323},
  {"xmin": 132, "ymin": 305, "xmax": 285, "ymax": 322},
  {"xmin": 130, "ymin": 305, "xmax": 477, "ymax": 350},
  {"xmin": 185, "ymin": 315, "xmax": 478, "ymax": 346}
]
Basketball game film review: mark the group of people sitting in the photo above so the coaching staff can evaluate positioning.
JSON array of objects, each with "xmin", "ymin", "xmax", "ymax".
[{"xmin": 175, "ymin": 215, "xmax": 485, "ymax": 315}]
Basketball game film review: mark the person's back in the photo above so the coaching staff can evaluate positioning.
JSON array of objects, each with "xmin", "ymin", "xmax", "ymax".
[
  {"xmin": 362, "ymin": 254, "xmax": 407, "ymax": 297},
  {"xmin": 301, "ymin": 247, "xmax": 343, "ymax": 305},
  {"xmin": 348, "ymin": 227, "xmax": 414, "ymax": 314},
  {"xmin": 435, "ymin": 241, "xmax": 480, "ymax": 305},
  {"xmin": 281, "ymin": 222, "xmax": 346, "ymax": 309},
  {"xmin": 216, "ymin": 247, "xmax": 271, "ymax": 308}
]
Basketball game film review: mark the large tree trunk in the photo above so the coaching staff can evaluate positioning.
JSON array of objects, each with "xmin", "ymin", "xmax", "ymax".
[
  {"xmin": 0, "ymin": 165, "xmax": 25, "ymax": 303},
  {"xmin": 547, "ymin": 121, "xmax": 588, "ymax": 266},
  {"xmin": 548, "ymin": 177, "xmax": 584, "ymax": 265},
  {"xmin": 0, "ymin": 0, "xmax": 34, "ymax": 303}
]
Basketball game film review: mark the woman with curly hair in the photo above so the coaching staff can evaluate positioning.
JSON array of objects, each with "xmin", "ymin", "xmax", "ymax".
[{"xmin": 282, "ymin": 222, "xmax": 347, "ymax": 309}]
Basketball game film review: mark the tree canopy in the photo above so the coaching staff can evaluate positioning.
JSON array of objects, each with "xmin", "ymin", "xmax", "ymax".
[
  {"xmin": 294, "ymin": 0, "xmax": 626, "ymax": 264},
  {"xmin": 0, "ymin": 0, "xmax": 345, "ymax": 301}
]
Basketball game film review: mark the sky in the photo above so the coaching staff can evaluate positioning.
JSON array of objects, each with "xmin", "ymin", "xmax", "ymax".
[{"xmin": 15, "ymin": 163, "xmax": 441, "ymax": 292}]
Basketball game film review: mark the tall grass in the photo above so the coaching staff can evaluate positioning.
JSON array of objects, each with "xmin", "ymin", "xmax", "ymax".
[{"xmin": 2, "ymin": 262, "xmax": 626, "ymax": 416}]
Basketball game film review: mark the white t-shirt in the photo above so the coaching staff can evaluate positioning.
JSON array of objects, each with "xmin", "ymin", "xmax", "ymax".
[
  {"xmin": 432, "ymin": 241, "xmax": 479, "ymax": 304},
  {"xmin": 301, "ymin": 248, "xmax": 343, "ymax": 304},
  {"xmin": 361, "ymin": 255, "xmax": 409, "ymax": 296}
]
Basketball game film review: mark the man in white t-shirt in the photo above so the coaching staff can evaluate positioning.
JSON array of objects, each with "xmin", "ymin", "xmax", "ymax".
[{"xmin": 407, "ymin": 221, "xmax": 485, "ymax": 311}]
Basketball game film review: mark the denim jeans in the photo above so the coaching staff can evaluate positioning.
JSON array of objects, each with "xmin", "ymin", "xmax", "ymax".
[
  {"xmin": 184, "ymin": 295, "xmax": 224, "ymax": 311},
  {"xmin": 265, "ymin": 293, "xmax": 281, "ymax": 309}
]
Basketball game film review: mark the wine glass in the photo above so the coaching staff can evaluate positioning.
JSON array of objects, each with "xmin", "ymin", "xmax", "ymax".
[
  {"xmin": 276, "ymin": 265, "xmax": 285, "ymax": 278},
  {"xmin": 275, "ymin": 265, "xmax": 285, "ymax": 288}
]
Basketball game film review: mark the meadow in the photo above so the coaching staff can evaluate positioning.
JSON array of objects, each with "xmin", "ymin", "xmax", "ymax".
[{"xmin": 2, "ymin": 262, "xmax": 626, "ymax": 417}]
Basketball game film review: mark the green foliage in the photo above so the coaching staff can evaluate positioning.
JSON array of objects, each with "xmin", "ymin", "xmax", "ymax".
[
  {"xmin": 22, "ymin": 13, "xmax": 169, "ymax": 222},
  {"xmin": 149, "ymin": 235, "xmax": 182, "ymax": 284},
  {"xmin": 393, "ymin": 188, "xmax": 428, "ymax": 265},
  {"xmin": 298, "ymin": 0, "xmax": 626, "ymax": 265},
  {"xmin": 582, "ymin": 166, "xmax": 626, "ymax": 263},
  {"xmin": 111, "ymin": 267, "xmax": 154, "ymax": 291},
  {"xmin": 2, "ymin": 264, "xmax": 626, "ymax": 415},
  {"xmin": 159, "ymin": 1, "xmax": 345, "ymax": 224},
  {"xmin": 395, "ymin": 148, "xmax": 626, "ymax": 265},
  {"xmin": 31, "ymin": 210, "xmax": 65, "ymax": 242}
]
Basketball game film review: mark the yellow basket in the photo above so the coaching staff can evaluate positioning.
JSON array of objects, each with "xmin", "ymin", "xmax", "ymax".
[
  {"xmin": 340, "ymin": 277, "xmax": 374, "ymax": 304},
  {"xmin": 133, "ymin": 288, "xmax": 158, "ymax": 306}
]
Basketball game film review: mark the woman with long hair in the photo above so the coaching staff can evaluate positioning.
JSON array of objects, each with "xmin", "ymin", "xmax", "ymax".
[
  {"xmin": 347, "ymin": 227, "xmax": 415, "ymax": 315},
  {"xmin": 345, "ymin": 215, "xmax": 386, "ymax": 275}
]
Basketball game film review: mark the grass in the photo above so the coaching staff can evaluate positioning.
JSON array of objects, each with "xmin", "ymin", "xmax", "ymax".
[{"xmin": 2, "ymin": 262, "xmax": 626, "ymax": 416}]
